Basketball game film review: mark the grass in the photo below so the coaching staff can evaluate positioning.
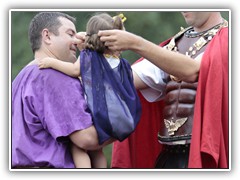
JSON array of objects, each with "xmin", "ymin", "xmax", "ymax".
[{"xmin": 103, "ymin": 144, "xmax": 113, "ymax": 168}]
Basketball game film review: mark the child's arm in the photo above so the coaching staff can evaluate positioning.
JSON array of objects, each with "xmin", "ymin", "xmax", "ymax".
[{"xmin": 38, "ymin": 57, "xmax": 80, "ymax": 77}]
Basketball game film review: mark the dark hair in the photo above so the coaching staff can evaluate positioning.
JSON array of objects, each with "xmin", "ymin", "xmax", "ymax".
[
  {"xmin": 28, "ymin": 12, "xmax": 76, "ymax": 53},
  {"xmin": 85, "ymin": 13, "xmax": 124, "ymax": 53}
]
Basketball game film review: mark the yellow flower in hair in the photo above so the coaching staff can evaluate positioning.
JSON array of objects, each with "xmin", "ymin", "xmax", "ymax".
[{"xmin": 113, "ymin": 13, "xmax": 127, "ymax": 23}]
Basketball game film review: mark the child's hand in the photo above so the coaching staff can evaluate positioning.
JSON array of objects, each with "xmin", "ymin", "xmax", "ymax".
[
  {"xmin": 75, "ymin": 32, "xmax": 86, "ymax": 51},
  {"xmin": 38, "ymin": 58, "xmax": 54, "ymax": 69}
]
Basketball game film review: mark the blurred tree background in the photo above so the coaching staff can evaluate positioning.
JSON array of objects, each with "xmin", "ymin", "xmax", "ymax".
[{"xmin": 11, "ymin": 10, "xmax": 229, "ymax": 168}]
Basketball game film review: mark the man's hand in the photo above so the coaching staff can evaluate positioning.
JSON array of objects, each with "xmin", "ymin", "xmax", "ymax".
[{"xmin": 98, "ymin": 30, "xmax": 139, "ymax": 51}]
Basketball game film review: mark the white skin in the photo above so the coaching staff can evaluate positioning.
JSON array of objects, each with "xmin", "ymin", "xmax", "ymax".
[
  {"xmin": 34, "ymin": 17, "xmax": 78, "ymax": 63},
  {"xmin": 98, "ymin": 12, "xmax": 224, "ymax": 86},
  {"xmin": 38, "ymin": 32, "xmax": 86, "ymax": 77},
  {"xmin": 34, "ymin": 17, "xmax": 112, "ymax": 168},
  {"xmin": 38, "ymin": 32, "xmax": 121, "ymax": 78}
]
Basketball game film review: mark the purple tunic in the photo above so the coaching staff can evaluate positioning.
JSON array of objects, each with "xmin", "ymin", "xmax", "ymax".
[{"xmin": 12, "ymin": 64, "xmax": 92, "ymax": 168}]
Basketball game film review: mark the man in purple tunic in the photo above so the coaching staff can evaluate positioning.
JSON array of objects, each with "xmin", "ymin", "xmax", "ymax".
[{"xmin": 11, "ymin": 12, "xmax": 101, "ymax": 168}]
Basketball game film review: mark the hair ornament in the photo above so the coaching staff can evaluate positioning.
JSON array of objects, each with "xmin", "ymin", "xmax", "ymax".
[{"xmin": 113, "ymin": 13, "xmax": 127, "ymax": 23}]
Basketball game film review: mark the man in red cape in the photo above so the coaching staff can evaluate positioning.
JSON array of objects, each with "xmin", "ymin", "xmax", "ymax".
[{"xmin": 106, "ymin": 13, "xmax": 229, "ymax": 169}]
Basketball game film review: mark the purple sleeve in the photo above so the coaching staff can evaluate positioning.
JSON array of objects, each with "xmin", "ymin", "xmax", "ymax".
[{"xmin": 32, "ymin": 69, "xmax": 93, "ymax": 141}]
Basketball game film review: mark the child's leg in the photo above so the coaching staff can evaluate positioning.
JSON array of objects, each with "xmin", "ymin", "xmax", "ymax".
[
  {"xmin": 71, "ymin": 143, "xmax": 91, "ymax": 168},
  {"xmin": 88, "ymin": 149, "xmax": 107, "ymax": 168}
]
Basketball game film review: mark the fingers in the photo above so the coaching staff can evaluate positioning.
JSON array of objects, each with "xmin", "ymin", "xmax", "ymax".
[
  {"xmin": 102, "ymin": 41, "xmax": 118, "ymax": 51},
  {"xmin": 75, "ymin": 32, "xmax": 86, "ymax": 43},
  {"xmin": 76, "ymin": 32, "xmax": 86, "ymax": 40},
  {"xmin": 98, "ymin": 29, "xmax": 116, "ymax": 37},
  {"xmin": 73, "ymin": 37, "xmax": 84, "ymax": 46},
  {"xmin": 75, "ymin": 32, "xmax": 86, "ymax": 51},
  {"xmin": 99, "ymin": 35, "xmax": 115, "ymax": 43},
  {"xmin": 38, "ymin": 64, "xmax": 44, "ymax": 69},
  {"xmin": 98, "ymin": 30, "xmax": 118, "ymax": 51},
  {"xmin": 37, "ymin": 59, "xmax": 50, "ymax": 69},
  {"xmin": 37, "ymin": 59, "xmax": 44, "ymax": 69},
  {"xmin": 104, "ymin": 41, "xmax": 114, "ymax": 47},
  {"xmin": 98, "ymin": 30, "xmax": 118, "ymax": 42}
]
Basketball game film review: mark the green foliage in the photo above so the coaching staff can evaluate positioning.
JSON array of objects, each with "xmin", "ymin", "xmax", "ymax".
[
  {"xmin": 11, "ymin": 11, "xmax": 229, "ymax": 79},
  {"xmin": 11, "ymin": 12, "xmax": 35, "ymax": 80},
  {"xmin": 103, "ymin": 144, "xmax": 112, "ymax": 168}
]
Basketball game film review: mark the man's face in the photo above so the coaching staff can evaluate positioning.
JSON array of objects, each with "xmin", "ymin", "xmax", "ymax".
[
  {"xmin": 181, "ymin": 12, "xmax": 211, "ymax": 28},
  {"xmin": 48, "ymin": 17, "xmax": 77, "ymax": 63}
]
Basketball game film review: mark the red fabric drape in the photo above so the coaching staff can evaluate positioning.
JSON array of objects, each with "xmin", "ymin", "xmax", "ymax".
[{"xmin": 188, "ymin": 27, "xmax": 229, "ymax": 168}]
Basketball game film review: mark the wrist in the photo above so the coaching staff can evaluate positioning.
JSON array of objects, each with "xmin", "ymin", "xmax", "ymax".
[
  {"xmin": 48, "ymin": 58, "xmax": 56, "ymax": 67},
  {"xmin": 131, "ymin": 35, "xmax": 145, "ymax": 53}
]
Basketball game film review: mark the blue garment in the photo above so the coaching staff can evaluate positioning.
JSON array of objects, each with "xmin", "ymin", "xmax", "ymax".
[{"xmin": 80, "ymin": 49, "xmax": 142, "ymax": 145}]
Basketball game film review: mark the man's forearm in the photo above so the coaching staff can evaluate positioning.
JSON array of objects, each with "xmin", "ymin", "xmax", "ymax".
[{"xmin": 131, "ymin": 36, "xmax": 200, "ymax": 82}]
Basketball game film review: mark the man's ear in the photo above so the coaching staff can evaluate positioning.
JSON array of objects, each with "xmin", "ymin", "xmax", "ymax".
[{"xmin": 42, "ymin": 29, "xmax": 51, "ymax": 45}]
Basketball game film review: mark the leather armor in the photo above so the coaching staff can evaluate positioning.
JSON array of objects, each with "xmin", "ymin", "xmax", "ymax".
[
  {"xmin": 158, "ymin": 28, "xmax": 206, "ymax": 143},
  {"xmin": 158, "ymin": 79, "xmax": 197, "ymax": 142}
]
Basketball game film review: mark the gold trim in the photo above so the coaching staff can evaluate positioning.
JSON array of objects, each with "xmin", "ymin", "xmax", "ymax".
[{"xmin": 164, "ymin": 117, "xmax": 188, "ymax": 136}]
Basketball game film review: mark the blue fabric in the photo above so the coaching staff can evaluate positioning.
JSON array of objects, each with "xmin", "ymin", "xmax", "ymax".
[{"xmin": 80, "ymin": 49, "xmax": 142, "ymax": 145}]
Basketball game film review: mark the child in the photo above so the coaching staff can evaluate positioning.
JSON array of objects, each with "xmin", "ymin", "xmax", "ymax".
[{"xmin": 38, "ymin": 13, "xmax": 141, "ymax": 168}]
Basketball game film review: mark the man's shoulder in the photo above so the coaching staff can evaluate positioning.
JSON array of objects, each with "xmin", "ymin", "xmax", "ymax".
[
  {"xmin": 42, "ymin": 67, "xmax": 75, "ymax": 78},
  {"xmin": 40, "ymin": 68, "xmax": 80, "ymax": 85},
  {"xmin": 218, "ymin": 27, "xmax": 228, "ymax": 36},
  {"xmin": 20, "ymin": 65, "xmax": 80, "ymax": 85}
]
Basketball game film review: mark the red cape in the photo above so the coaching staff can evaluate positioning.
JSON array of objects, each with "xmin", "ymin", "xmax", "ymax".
[
  {"xmin": 188, "ymin": 27, "xmax": 229, "ymax": 168},
  {"xmin": 111, "ymin": 28, "xmax": 229, "ymax": 168}
]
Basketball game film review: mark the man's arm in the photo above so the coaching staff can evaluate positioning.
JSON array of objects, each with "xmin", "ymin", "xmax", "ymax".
[
  {"xmin": 69, "ymin": 126, "xmax": 114, "ymax": 151},
  {"xmin": 99, "ymin": 30, "xmax": 200, "ymax": 82},
  {"xmin": 133, "ymin": 71, "xmax": 148, "ymax": 90}
]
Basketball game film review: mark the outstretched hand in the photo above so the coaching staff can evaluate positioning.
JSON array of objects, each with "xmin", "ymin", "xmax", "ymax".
[{"xmin": 98, "ymin": 30, "xmax": 140, "ymax": 51}]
